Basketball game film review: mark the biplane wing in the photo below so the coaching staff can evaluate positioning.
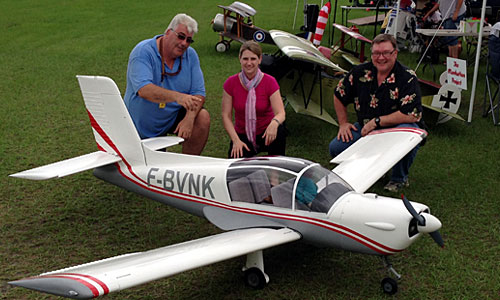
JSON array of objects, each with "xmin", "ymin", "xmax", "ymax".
[
  {"xmin": 269, "ymin": 30, "xmax": 346, "ymax": 73},
  {"xmin": 422, "ymin": 102, "xmax": 465, "ymax": 124},
  {"xmin": 217, "ymin": 3, "xmax": 255, "ymax": 18},
  {"xmin": 331, "ymin": 24, "xmax": 373, "ymax": 66},
  {"xmin": 268, "ymin": 30, "xmax": 345, "ymax": 125}
]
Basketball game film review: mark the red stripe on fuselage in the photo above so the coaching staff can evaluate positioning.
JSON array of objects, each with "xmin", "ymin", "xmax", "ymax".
[
  {"xmin": 113, "ymin": 159, "xmax": 400, "ymax": 255},
  {"xmin": 87, "ymin": 110, "xmax": 402, "ymax": 255}
]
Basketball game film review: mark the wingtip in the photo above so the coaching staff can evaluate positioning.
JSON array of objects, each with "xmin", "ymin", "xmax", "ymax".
[
  {"xmin": 9, "ymin": 172, "xmax": 55, "ymax": 180},
  {"xmin": 9, "ymin": 276, "xmax": 96, "ymax": 299}
]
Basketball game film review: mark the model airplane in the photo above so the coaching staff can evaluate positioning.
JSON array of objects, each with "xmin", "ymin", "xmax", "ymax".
[
  {"xmin": 266, "ymin": 26, "xmax": 463, "ymax": 126},
  {"xmin": 419, "ymin": 79, "xmax": 465, "ymax": 126},
  {"xmin": 9, "ymin": 75, "xmax": 443, "ymax": 298},
  {"xmin": 262, "ymin": 29, "xmax": 346, "ymax": 125},
  {"xmin": 212, "ymin": 1, "xmax": 274, "ymax": 52}
]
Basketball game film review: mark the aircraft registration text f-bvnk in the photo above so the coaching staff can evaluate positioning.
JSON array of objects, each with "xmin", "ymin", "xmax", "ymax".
[{"xmin": 9, "ymin": 76, "xmax": 443, "ymax": 298}]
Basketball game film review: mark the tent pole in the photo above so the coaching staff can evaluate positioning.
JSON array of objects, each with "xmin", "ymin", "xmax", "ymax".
[{"xmin": 467, "ymin": 0, "xmax": 487, "ymax": 123}]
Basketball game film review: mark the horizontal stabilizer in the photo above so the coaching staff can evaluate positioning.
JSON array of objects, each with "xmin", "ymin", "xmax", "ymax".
[
  {"xmin": 10, "ymin": 151, "xmax": 121, "ymax": 180},
  {"xmin": 331, "ymin": 127, "xmax": 427, "ymax": 193},
  {"xmin": 10, "ymin": 228, "xmax": 300, "ymax": 299},
  {"xmin": 141, "ymin": 136, "xmax": 184, "ymax": 151}
]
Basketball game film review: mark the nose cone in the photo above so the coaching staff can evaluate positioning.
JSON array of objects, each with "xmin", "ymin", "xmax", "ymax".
[{"xmin": 417, "ymin": 213, "xmax": 442, "ymax": 233}]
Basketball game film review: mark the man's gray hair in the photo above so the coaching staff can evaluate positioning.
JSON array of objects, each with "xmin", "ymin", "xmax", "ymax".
[{"xmin": 166, "ymin": 13, "xmax": 198, "ymax": 34}]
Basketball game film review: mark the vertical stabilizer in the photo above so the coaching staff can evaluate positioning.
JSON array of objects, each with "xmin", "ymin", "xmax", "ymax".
[{"xmin": 77, "ymin": 75, "xmax": 145, "ymax": 166}]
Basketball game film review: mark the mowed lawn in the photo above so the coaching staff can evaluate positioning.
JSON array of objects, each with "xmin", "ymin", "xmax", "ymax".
[{"xmin": 1, "ymin": 0, "xmax": 499, "ymax": 299}]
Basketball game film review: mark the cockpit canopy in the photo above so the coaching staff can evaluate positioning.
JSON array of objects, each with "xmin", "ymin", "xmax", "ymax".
[{"xmin": 226, "ymin": 157, "xmax": 352, "ymax": 213}]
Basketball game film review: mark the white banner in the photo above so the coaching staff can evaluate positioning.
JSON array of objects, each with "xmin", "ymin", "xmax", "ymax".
[{"xmin": 446, "ymin": 57, "xmax": 467, "ymax": 90}]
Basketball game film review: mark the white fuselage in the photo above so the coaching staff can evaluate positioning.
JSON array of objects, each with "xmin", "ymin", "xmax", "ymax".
[{"xmin": 95, "ymin": 149, "xmax": 426, "ymax": 257}]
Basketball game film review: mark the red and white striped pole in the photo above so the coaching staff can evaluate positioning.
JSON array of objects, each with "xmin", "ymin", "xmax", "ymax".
[{"xmin": 313, "ymin": 1, "xmax": 331, "ymax": 46}]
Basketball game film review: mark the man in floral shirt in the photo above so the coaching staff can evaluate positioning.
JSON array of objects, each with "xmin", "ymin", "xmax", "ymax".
[{"xmin": 329, "ymin": 34, "xmax": 423, "ymax": 192}]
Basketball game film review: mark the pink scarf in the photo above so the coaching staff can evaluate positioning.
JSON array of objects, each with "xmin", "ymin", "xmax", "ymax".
[{"xmin": 239, "ymin": 69, "xmax": 264, "ymax": 151}]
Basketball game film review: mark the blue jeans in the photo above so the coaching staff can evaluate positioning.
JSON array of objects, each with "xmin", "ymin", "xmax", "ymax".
[
  {"xmin": 442, "ymin": 14, "xmax": 465, "ymax": 46},
  {"xmin": 329, "ymin": 123, "xmax": 420, "ymax": 183}
]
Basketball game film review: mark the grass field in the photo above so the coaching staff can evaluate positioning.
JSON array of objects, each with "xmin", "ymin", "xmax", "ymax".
[{"xmin": 1, "ymin": 0, "xmax": 499, "ymax": 299}]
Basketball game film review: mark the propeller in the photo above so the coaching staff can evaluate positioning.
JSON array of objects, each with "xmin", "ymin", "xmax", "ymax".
[{"xmin": 402, "ymin": 195, "xmax": 444, "ymax": 248}]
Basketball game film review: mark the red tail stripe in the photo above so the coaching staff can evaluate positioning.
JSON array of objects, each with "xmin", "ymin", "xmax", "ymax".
[{"xmin": 86, "ymin": 109, "xmax": 147, "ymax": 187}]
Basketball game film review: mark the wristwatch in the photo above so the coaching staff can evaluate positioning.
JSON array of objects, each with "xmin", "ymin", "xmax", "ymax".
[{"xmin": 375, "ymin": 117, "xmax": 381, "ymax": 128}]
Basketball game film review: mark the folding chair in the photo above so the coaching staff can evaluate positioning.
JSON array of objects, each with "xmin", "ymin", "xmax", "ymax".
[
  {"xmin": 482, "ymin": 56, "xmax": 500, "ymax": 125},
  {"xmin": 483, "ymin": 35, "xmax": 500, "ymax": 125}
]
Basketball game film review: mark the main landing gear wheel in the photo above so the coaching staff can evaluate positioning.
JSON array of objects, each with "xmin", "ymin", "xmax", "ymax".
[
  {"xmin": 243, "ymin": 267, "xmax": 267, "ymax": 289},
  {"xmin": 381, "ymin": 277, "xmax": 398, "ymax": 295},
  {"xmin": 215, "ymin": 41, "xmax": 230, "ymax": 52}
]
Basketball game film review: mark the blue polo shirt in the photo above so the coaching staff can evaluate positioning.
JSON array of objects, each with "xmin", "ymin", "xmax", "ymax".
[{"xmin": 124, "ymin": 35, "xmax": 206, "ymax": 138}]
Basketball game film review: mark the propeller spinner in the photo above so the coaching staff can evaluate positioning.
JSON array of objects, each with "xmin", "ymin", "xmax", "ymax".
[{"xmin": 402, "ymin": 195, "xmax": 444, "ymax": 248}]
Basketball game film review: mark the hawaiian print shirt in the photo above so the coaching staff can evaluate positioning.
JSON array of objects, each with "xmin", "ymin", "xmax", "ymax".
[{"xmin": 334, "ymin": 61, "xmax": 422, "ymax": 126}]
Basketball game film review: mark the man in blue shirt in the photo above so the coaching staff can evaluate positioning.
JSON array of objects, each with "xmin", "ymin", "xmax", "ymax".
[{"xmin": 124, "ymin": 13, "xmax": 210, "ymax": 155}]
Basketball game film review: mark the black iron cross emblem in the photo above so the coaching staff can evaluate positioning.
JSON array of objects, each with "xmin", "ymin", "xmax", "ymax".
[{"xmin": 439, "ymin": 90, "xmax": 457, "ymax": 109}]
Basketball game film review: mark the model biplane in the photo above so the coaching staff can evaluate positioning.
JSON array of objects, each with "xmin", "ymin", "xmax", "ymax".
[
  {"xmin": 266, "ymin": 25, "xmax": 464, "ymax": 126},
  {"xmin": 212, "ymin": 1, "xmax": 274, "ymax": 52},
  {"xmin": 262, "ymin": 29, "xmax": 347, "ymax": 125},
  {"xmin": 9, "ymin": 75, "xmax": 443, "ymax": 298},
  {"xmin": 418, "ymin": 78, "xmax": 465, "ymax": 126}
]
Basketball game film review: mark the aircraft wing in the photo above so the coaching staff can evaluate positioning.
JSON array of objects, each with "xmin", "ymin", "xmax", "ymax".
[
  {"xmin": 269, "ymin": 30, "xmax": 346, "ymax": 73},
  {"xmin": 331, "ymin": 127, "xmax": 427, "ymax": 193},
  {"xmin": 422, "ymin": 102, "xmax": 465, "ymax": 121},
  {"xmin": 9, "ymin": 151, "xmax": 121, "ymax": 180},
  {"xmin": 10, "ymin": 228, "xmax": 301, "ymax": 299}
]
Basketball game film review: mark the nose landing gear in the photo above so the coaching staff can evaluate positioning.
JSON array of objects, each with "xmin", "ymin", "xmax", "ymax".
[{"xmin": 381, "ymin": 256, "xmax": 401, "ymax": 295}]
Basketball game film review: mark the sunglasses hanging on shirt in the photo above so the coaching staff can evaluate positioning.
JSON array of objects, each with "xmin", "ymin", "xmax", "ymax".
[{"xmin": 159, "ymin": 35, "xmax": 183, "ymax": 81}]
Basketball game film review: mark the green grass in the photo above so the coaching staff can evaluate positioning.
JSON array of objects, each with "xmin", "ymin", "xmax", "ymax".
[{"xmin": 1, "ymin": 0, "xmax": 499, "ymax": 299}]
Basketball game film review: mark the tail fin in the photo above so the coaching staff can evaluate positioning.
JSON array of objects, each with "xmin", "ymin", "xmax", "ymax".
[{"xmin": 77, "ymin": 75, "xmax": 145, "ymax": 166}]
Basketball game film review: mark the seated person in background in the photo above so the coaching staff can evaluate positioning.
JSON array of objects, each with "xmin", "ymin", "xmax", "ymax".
[
  {"xmin": 329, "ymin": 34, "xmax": 423, "ymax": 193},
  {"xmin": 124, "ymin": 13, "xmax": 210, "ymax": 155},
  {"xmin": 221, "ymin": 41, "xmax": 286, "ymax": 158},
  {"xmin": 489, "ymin": 22, "xmax": 500, "ymax": 80}
]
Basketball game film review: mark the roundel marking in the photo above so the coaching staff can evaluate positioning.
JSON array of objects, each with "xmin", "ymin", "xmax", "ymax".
[{"xmin": 253, "ymin": 31, "xmax": 265, "ymax": 42}]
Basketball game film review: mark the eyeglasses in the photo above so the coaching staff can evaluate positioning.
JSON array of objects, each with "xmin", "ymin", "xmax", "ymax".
[
  {"xmin": 171, "ymin": 29, "xmax": 194, "ymax": 44},
  {"xmin": 371, "ymin": 49, "xmax": 396, "ymax": 58}
]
